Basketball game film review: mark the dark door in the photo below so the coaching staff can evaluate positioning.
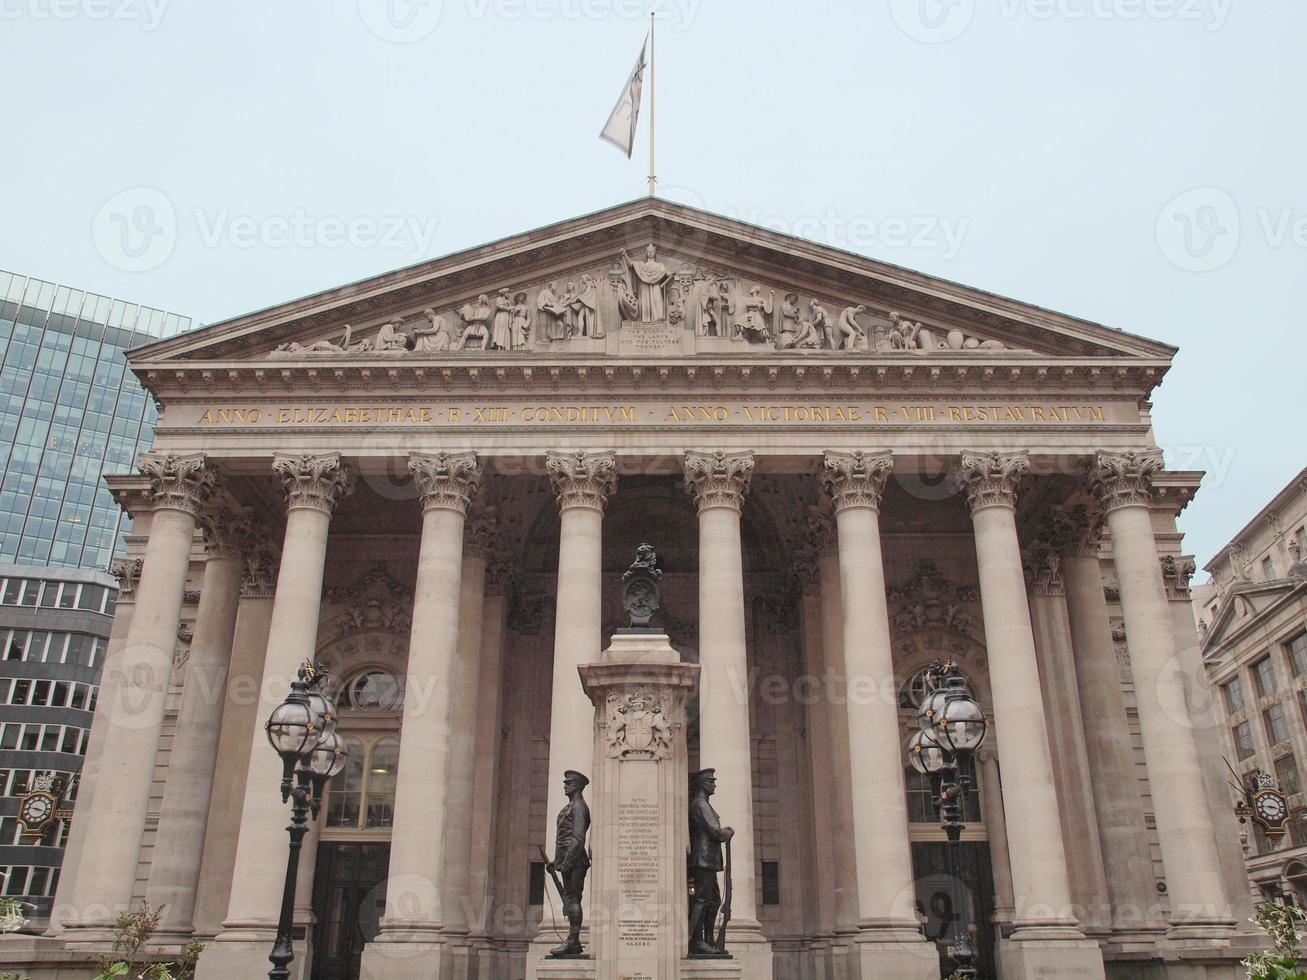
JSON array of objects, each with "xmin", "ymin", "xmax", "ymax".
[
  {"xmin": 910, "ymin": 841, "xmax": 997, "ymax": 980},
  {"xmin": 311, "ymin": 842, "xmax": 390, "ymax": 980}
]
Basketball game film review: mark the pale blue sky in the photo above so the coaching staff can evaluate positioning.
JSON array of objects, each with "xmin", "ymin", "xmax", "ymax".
[{"xmin": 1, "ymin": 0, "xmax": 1301, "ymax": 571}]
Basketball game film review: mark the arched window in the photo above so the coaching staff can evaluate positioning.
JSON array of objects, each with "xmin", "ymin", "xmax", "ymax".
[
  {"xmin": 324, "ymin": 734, "xmax": 400, "ymax": 830},
  {"xmin": 898, "ymin": 667, "xmax": 979, "ymax": 711},
  {"xmin": 344, "ymin": 670, "xmax": 403, "ymax": 711}
]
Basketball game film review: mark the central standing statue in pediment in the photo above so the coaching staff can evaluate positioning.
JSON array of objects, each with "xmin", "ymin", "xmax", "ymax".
[{"xmin": 622, "ymin": 245, "xmax": 672, "ymax": 322}]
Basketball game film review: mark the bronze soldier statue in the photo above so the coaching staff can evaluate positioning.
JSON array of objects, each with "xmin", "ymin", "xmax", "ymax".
[
  {"xmin": 544, "ymin": 770, "xmax": 591, "ymax": 957},
  {"xmin": 688, "ymin": 768, "xmax": 734, "ymax": 955}
]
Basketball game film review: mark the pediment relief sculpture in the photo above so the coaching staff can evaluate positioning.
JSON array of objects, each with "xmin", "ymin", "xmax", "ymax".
[{"xmin": 264, "ymin": 248, "xmax": 1023, "ymax": 361}]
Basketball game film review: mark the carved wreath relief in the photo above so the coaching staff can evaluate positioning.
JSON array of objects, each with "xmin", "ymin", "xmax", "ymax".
[
  {"xmin": 270, "ymin": 245, "xmax": 1015, "ymax": 358},
  {"xmin": 605, "ymin": 687, "xmax": 674, "ymax": 760}
]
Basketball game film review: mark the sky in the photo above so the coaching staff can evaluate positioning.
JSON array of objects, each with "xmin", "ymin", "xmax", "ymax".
[{"xmin": 0, "ymin": 0, "xmax": 1301, "ymax": 573}]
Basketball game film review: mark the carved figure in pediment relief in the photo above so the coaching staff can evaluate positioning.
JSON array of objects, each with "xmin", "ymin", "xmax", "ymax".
[
  {"xmin": 537, "ymin": 282, "xmax": 571, "ymax": 342},
  {"xmin": 668, "ymin": 270, "xmax": 693, "ymax": 324},
  {"xmin": 622, "ymin": 245, "xmax": 672, "ymax": 322},
  {"xmin": 570, "ymin": 275, "xmax": 602, "ymax": 338},
  {"xmin": 836, "ymin": 305, "xmax": 868, "ymax": 351},
  {"xmin": 737, "ymin": 286, "xmax": 774, "ymax": 345},
  {"xmin": 413, "ymin": 308, "xmax": 450, "ymax": 352},
  {"xmin": 888, "ymin": 312, "xmax": 923, "ymax": 350},
  {"xmin": 510, "ymin": 292, "xmax": 532, "ymax": 349},
  {"xmin": 454, "ymin": 295, "xmax": 492, "ymax": 350},
  {"xmin": 490, "ymin": 288, "xmax": 513, "ymax": 351},
  {"xmin": 276, "ymin": 323, "xmax": 371, "ymax": 354},
  {"xmin": 776, "ymin": 293, "xmax": 802, "ymax": 349},
  {"xmin": 374, "ymin": 319, "xmax": 410, "ymax": 351},
  {"xmin": 808, "ymin": 300, "xmax": 833, "ymax": 349}
]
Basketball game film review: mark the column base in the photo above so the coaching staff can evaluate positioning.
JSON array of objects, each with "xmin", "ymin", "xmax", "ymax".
[
  {"xmin": 718, "ymin": 919, "xmax": 773, "ymax": 978},
  {"xmin": 1164, "ymin": 919, "xmax": 1237, "ymax": 946},
  {"xmin": 998, "ymin": 934, "xmax": 1106, "ymax": 979},
  {"xmin": 194, "ymin": 938, "xmax": 312, "ymax": 980},
  {"xmin": 360, "ymin": 939, "xmax": 450, "ymax": 980},
  {"xmin": 849, "ymin": 927, "xmax": 939, "ymax": 979}
]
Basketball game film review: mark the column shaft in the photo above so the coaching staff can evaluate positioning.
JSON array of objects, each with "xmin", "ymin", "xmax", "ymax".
[
  {"xmin": 467, "ymin": 588, "xmax": 508, "ymax": 945},
  {"xmin": 373, "ymin": 453, "xmax": 478, "ymax": 946},
  {"xmin": 817, "ymin": 550, "xmax": 860, "ymax": 946},
  {"xmin": 959, "ymin": 452, "xmax": 1080, "ymax": 937},
  {"xmin": 1026, "ymin": 585, "xmax": 1112, "ymax": 934},
  {"xmin": 440, "ymin": 547, "xmax": 488, "ymax": 949},
  {"xmin": 822, "ymin": 450, "xmax": 935, "ymax": 977},
  {"xmin": 1062, "ymin": 547, "xmax": 1164, "ymax": 939},
  {"xmin": 539, "ymin": 450, "xmax": 614, "ymax": 933},
  {"xmin": 798, "ymin": 581, "xmax": 836, "ymax": 945},
  {"xmin": 70, "ymin": 454, "xmax": 213, "ymax": 929},
  {"xmin": 192, "ymin": 563, "xmax": 276, "ymax": 938},
  {"xmin": 49, "ymin": 554, "xmax": 143, "ymax": 933},
  {"xmin": 1093, "ymin": 450, "xmax": 1232, "ymax": 936},
  {"xmin": 214, "ymin": 454, "xmax": 352, "ymax": 941},
  {"xmin": 149, "ymin": 511, "xmax": 247, "ymax": 937},
  {"xmin": 976, "ymin": 749, "xmax": 1016, "ymax": 926}
]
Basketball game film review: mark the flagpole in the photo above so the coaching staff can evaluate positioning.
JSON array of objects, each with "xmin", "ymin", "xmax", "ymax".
[{"xmin": 647, "ymin": 11, "xmax": 656, "ymax": 197}]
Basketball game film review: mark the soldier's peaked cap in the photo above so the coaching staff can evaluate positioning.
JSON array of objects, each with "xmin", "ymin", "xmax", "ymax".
[
  {"xmin": 563, "ymin": 770, "xmax": 589, "ymax": 786},
  {"xmin": 690, "ymin": 768, "xmax": 716, "ymax": 786}
]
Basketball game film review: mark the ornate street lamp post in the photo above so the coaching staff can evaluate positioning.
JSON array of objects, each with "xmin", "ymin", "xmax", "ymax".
[
  {"xmin": 906, "ymin": 660, "xmax": 988, "ymax": 980},
  {"xmin": 264, "ymin": 663, "xmax": 348, "ymax": 980}
]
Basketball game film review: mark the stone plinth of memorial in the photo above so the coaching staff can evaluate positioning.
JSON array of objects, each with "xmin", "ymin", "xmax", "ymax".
[{"xmin": 578, "ymin": 630, "xmax": 699, "ymax": 980}]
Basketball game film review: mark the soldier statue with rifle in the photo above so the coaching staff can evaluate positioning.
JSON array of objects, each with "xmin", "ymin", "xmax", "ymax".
[
  {"xmin": 539, "ymin": 769, "xmax": 591, "ymax": 957},
  {"xmin": 688, "ymin": 768, "xmax": 734, "ymax": 956}
]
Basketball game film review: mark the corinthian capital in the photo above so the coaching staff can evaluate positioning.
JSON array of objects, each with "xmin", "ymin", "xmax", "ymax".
[
  {"xmin": 547, "ymin": 451, "xmax": 617, "ymax": 512},
  {"xmin": 109, "ymin": 557, "xmax": 144, "ymax": 602},
  {"xmin": 956, "ymin": 451, "xmax": 1029, "ymax": 513},
  {"xmin": 683, "ymin": 450, "xmax": 754, "ymax": 513},
  {"xmin": 408, "ymin": 452, "xmax": 481, "ymax": 515},
  {"xmin": 1089, "ymin": 449, "xmax": 1163, "ymax": 513},
  {"xmin": 464, "ymin": 506, "xmax": 498, "ymax": 559},
  {"xmin": 139, "ymin": 452, "xmax": 216, "ymax": 519},
  {"xmin": 273, "ymin": 452, "xmax": 355, "ymax": 514},
  {"xmin": 822, "ymin": 450, "xmax": 893, "ymax": 513},
  {"xmin": 200, "ymin": 507, "xmax": 252, "ymax": 561},
  {"xmin": 1160, "ymin": 554, "xmax": 1197, "ymax": 600},
  {"xmin": 1046, "ymin": 504, "xmax": 1103, "ymax": 558}
]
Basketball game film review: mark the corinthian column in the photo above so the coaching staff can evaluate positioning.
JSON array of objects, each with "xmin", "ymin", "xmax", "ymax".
[
  {"xmin": 537, "ymin": 451, "xmax": 616, "ymax": 938},
  {"xmin": 149, "ymin": 508, "xmax": 251, "ymax": 941},
  {"xmin": 1055, "ymin": 505, "xmax": 1165, "ymax": 943},
  {"xmin": 198, "ymin": 453, "xmax": 352, "ymax": 980},
  {"xmin": 683, "ymin": 450, "xmax": 771, "ymax": 973},
  {"xmin": 957, "ymin": 452, "xmax": 1105, "ymax": 978},
  {"xmin": 67, "ymin": 453, "xmax": 214, "ymax": 939},
  {"xmin": 50, "ymin": 555, "xmax": 143, "ymax": 934},
  {"xmin": 1090, "ymin": 450, "xmax": 1233, "ymax": 940},
  {"xmin": 822, "ymin": 451, "xmax": 937, "ymax": 977},
  {"xmin": 441, "ymin": 506, "xmax": 495, "ymax": 969},
  {"xmin": 363, "ymin": 452, "xmax": 480, "ymax": 980}
]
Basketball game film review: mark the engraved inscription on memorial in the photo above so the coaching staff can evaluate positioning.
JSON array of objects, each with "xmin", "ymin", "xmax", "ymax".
[
  {"xmin": 616, "ymin": 790, "xmax": 660, "ymax": 957},
  {"xmin": 619, "ymin": 320, "xmax": 683, "ymax": 356}
]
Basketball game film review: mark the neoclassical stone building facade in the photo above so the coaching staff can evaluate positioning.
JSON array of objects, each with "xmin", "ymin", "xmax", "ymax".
[{"xmin": 6, "ymin": 201, "xmax": 1260, "ymax": 979}]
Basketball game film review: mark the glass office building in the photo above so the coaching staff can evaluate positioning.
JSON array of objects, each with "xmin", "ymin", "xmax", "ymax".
[
  {"xmin": 0, "ymin": 270, "xmax": 193, "ymax": 926},
  {"xmin": 0, "ymin": 270, "xmax": 193, "ymax": 569}
]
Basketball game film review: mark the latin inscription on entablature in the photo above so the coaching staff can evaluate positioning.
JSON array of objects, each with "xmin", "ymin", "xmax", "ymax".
[{"xmin": 181, "ymin": 399, "xmax": 1125, "ymax": 431}]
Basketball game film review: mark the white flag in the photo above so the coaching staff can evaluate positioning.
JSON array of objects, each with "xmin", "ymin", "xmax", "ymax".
[{"xmin": 599, "ymin": 37, "xmax": 647, "ymax": 158}]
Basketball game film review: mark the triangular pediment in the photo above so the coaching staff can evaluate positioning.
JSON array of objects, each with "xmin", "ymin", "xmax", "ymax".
[
  {"xmin": 131, "ymin": 199, "xmax": 1177, "ymax": 369},
  {"xmin": 1201, "ymin": 577, "xmax": 1307, "ymax": 653}
]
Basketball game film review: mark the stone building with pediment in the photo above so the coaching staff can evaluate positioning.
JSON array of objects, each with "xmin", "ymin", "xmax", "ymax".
[{"xmin": 0, "ymin": 200, "xmax": 1263, "ymax": 979}]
